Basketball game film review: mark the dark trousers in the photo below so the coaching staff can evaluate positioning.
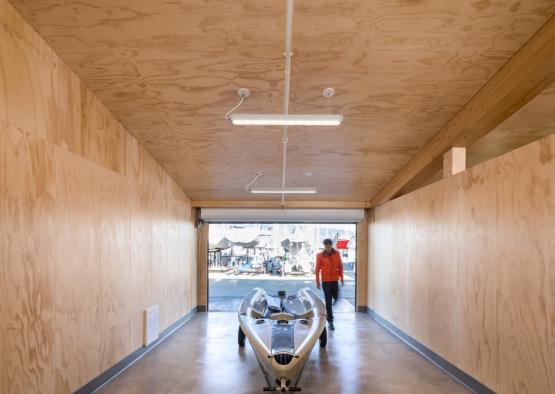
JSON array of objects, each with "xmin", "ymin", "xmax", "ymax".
[{"xmin": 322, "ymin": 281, "xmax": 339, "ymax": 322}]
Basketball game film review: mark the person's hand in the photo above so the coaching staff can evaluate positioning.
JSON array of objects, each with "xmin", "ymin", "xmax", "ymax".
[
  {"xmin": 341, "ymin": 280, "xmax": 344, "ymax": 287},
  {"xmin": 316, "ymin": 284, "xmax": 321, "ymax": 289}
]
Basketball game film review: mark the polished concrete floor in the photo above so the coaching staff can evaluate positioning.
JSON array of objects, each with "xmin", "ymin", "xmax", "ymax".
[{"xmin": 99, "ymin": 312, "xmax": 469, "ymax": 394}]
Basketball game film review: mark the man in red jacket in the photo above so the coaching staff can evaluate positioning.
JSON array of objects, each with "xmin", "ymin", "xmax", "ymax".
[{"xmin": 315, "ymin": 238, "xmax": 344, "ymax": 331}]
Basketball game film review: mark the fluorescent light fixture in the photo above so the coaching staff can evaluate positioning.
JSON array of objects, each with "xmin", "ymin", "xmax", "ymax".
[
  {"xmin": 230, "ymin": 114, "xmax": 343, "ymax": 126},
  {"xmin": 250, "ymin": 187, "xmax": 317, "ymax": 194}
]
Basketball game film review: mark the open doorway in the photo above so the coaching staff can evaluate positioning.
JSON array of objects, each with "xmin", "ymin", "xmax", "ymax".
[{"xmin": 208, "ymin": 223, "xmax": 356, "ymax": 312}]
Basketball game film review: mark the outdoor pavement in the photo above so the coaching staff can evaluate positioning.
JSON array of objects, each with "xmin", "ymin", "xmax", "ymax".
[{"xmin": 208, "ymin": 271, "xmax": 356, "ymax": 311}]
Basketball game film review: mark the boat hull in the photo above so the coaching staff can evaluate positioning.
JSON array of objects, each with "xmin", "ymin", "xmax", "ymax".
[{"xmin": 238, "ymin": 287, "xmax": 327, "ymax": 392}]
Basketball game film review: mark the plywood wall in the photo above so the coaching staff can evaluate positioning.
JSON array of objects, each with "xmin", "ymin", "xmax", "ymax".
[
  {"xmin": 368, "ymin": 134, "xmax": 555, "ymax": 393},
  {"xmin": 0, "ymin": 1, "xmax": 197, "ymax": 392}
]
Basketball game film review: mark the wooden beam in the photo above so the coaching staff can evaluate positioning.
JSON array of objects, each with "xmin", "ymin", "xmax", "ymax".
[
  {"xmin": 443, "ymin": 147, "xmax": 466, "ymax": 178},
  {"xmin": 196, "ymin": 211, "xmax": 208, "ymax": 311},
  {"xmin": 371, "ymin": 14, "xmax": 555, "ymax": 206},
  {"xmin": 191, "ymin": 200, "xmax": 370, "ymax": 209},
  {"xmin": 356, "ymin": 209, "xmax": 369, "ymax": 311}
]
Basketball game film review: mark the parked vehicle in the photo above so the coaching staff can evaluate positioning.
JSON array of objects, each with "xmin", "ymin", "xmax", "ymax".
[
  {"xmin": 234, "ymin": 256, "xmax": 264, "ymax": 274},
  {"xmin": 294, "ymin": 256, "xmax": 313, "ymax": 273},
  {"xmin": 265, "ymin": 257, "xmax": 284, "ymax": 275}
]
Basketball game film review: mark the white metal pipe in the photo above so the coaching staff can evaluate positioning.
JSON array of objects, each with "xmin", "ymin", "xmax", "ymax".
[
  {"xmin": 281, "ymin": 127, "xmax": 288, "ymax": 206},
  {"xmin": 281, "ymin": 0, "xmax": 294, "ymax": 206},
  {"xmin": 283, "ymin": 0, "xmax": 293, "ymax": 116}
]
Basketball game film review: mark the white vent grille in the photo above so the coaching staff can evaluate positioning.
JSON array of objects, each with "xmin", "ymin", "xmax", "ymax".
[{"xmin": 144, "ymin": 305, "xmax": 160, "ymax": 346}]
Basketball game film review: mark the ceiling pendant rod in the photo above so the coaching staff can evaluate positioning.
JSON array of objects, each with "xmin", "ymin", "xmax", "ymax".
[{"xmin": 281, "ymin": 0, "xmax": 294, "ymax": 207}]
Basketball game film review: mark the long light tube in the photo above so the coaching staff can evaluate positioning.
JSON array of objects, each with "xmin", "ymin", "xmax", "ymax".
[
  {"xmin": 230, "ymin": 114, "xmax": 342, "ymax": 126},
  {"xmin": 250, "ymin": 187, "xmax": 317, "ymax": 194}
]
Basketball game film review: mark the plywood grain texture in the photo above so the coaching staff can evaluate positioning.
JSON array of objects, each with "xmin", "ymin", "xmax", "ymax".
[
  {"xmin": 368, "ymin": 134, "xmax": 555, "ymax": 392},
  {"xmin": 128, "ymin": 182, "xmax": 154, "ymax": 350},
  {"xmin": 0, "ymin": 1, "xmax": 197, "ymax": 392},
  {"xmin": 399, "ymin": 82, "xmax": 555, "ymax": 196},
  {"xmin": 98, "ymin": 170, "xmax": 131, "ymax": 371},
  {"xmin": 389, "ymin": 197, "xmax": 411, "ymax": 333},
  {"xmin": 368, "ymin": 203, "xmax": 388, "ymax": 320},
  {"xmin": 407, "ymin": 187, "xmax": 433, "ymax": 347},
  {"xmin": 0, "ymin": 0, "xmax": 81, "ymax": 146},
  {"xmin": 366, "ymin": 209, "xmax": 374, "ymax": 310},
  {"xmin": 0, "ymin": 231, "xmax": 5, "ymax": 394},
  {"xmin": 455, "ymin": 161, "xmax": 498, "ymax": 389},
  {"xmin": 496, "ymin": 134, "xmax": 555, "ymax": 393},
  {"xmin": 54, "ymin": 147, "xmax": 103, "ymax": 391},
  {"xmin": 0, "ymin": 173, "xmax": 5, "ymax": 394},
  {"xmin": 426, "ymin": 177, "xmax": 458, "ymax": 363},
  {"xmin": 370, "ymin": 13, "xmax": 555, "ymax": 206},
  {"xmin": 1, "ymin": 125, "xmax": 56, "ymax": 393},
  {"xmin": 468, "ymin": 82, "xmax": 555, "ymax": 168},
  {"xmin": 370, "ymin": 196, "xmax": 410, "ymax": 332},
  {"xmin": 6, "ymin": 0, "xmax": 555, "ymax": 201}
]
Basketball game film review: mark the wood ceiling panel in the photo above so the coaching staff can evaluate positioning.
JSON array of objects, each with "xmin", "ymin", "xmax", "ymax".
[
  {"xmin": 399, "ymin": 80, "xmax": 555, "ymax": 195},
  {"xmin": 468, "ymin": 81, "xmax": 555, "ymax": 166},
  {"xmin": 8, "ymin": 0, "xmax": 555, "ymax": 201}
]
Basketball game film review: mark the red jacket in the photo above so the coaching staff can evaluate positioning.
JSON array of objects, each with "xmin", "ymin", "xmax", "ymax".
[{"xmin": 315, "ymin": 249, "xmax": 344, "ymax": 286}]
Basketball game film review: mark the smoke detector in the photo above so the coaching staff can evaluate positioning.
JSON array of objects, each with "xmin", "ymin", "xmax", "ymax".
[
  {"xmin": 237, "ymin": 88, "xmax": 250, "ymax": 98},
  {"xmin": 322, "ymin": 88, "xmax": 335, "ymax": 98}
]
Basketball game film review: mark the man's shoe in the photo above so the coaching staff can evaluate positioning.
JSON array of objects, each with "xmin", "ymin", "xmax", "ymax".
[{"xmin": 328, "ymin": 322, "xmax": 335, "ymax": 331}]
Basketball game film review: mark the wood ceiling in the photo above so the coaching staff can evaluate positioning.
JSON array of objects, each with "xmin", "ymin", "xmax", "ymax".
[
  {"xmin": 468, "ymin": 81, "xmax": 555, "ymax": 167},
  {"xmin": 8, "ymin": 0, "xmax": 555, "ymax": 202},
  {"xmin": 396, "ymin": 80, "xmax": 555, "ymax": 196}
]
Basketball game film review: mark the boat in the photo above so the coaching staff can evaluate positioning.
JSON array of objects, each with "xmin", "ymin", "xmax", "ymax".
[{"xmin": 237, "ymin": 287, "xmax": 327, "ymax": 392}]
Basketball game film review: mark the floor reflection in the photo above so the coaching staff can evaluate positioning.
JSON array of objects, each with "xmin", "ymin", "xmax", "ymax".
[{"xmin": 100, "ymin": 312, "xmax": 469, "ymax": 394}]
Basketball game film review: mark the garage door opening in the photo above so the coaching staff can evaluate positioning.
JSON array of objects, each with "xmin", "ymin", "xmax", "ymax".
[{"xmin": 208, "ymin": 223, "xmax": 356, "ymax": 312}]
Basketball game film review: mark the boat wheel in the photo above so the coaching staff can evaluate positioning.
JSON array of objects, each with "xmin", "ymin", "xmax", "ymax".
[
  {"xmin": 319, "ymin": 327, "xmax": 327, "ymax": 348},
  {"xmin": 238, "ymin": 326, "xmax": 246, "ymax": 347}
]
